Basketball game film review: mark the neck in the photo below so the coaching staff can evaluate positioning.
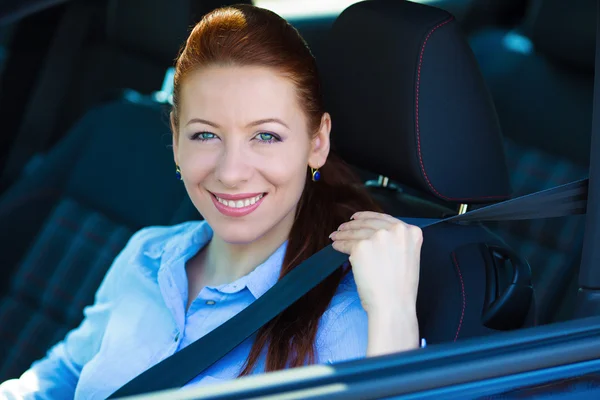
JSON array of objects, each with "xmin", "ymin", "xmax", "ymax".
[{"xmin": 200, "ymin": 211, "xmax": 296, "ymax": 286}]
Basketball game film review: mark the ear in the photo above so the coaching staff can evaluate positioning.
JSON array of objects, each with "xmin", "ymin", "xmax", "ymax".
[
  {"xmin": 170, "ymin": 111, "xmax": 179, "ymax": 165},
  {"xmin": 308, "ymin": 113, "xmax": 331, "ymax": 169}
]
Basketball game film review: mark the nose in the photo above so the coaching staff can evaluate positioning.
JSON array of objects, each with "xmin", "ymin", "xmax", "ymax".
[{"xmin": 215, "ymin": 141, "xmax": 252, "ymax": 188}]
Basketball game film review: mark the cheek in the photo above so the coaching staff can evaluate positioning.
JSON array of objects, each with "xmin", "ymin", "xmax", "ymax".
[
  {"xmin": 259, "ymin": 149, "xmax": 307, "ymax": 187},
  {"xmin": 179, "ymin": 146, "xmax": 218, "ymax": 180}
]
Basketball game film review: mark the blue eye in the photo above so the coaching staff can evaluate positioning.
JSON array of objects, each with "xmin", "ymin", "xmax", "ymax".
[
  {"xmin": 255, "ymin": 132, "xmax": 280, "ymax": 143},
  {"xmin": 192, "ymin": 132, "xmax": 217, "ymax": 141}
]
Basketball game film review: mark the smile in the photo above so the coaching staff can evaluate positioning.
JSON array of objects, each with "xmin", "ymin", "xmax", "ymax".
[
  {"xmin": 214, "ymin": 193, "xmax": 264, "ymax": 208},
  {"xmin": 210, "ymin": 192, "xmax": 267, "ymax": 217}
]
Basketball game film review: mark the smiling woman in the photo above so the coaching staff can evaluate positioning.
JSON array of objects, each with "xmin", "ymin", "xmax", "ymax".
[{"xmin": 0, "ymin": 4, "xmax": 424, "ymax": 399}]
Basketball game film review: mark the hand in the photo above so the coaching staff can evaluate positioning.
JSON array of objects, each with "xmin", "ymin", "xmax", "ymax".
[{"xmin": 329, "ymin": 211, "xmax": 423, "ymax": 315}]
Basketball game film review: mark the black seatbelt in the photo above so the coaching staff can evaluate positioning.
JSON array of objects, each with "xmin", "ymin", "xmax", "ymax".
[
  {"xmin": 0, "ymin": 1, "xmax": 94, "ymax": 186},
  {"xmin": 405, "ymin": 178, "xmax": 587, "ymax": 227},
  {"xmin": 108, "ymin": 178, "xmax": 588, "ymax": 399}
]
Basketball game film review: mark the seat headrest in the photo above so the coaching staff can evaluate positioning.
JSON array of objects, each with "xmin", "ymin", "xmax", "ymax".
[
  {"xmin": 321, "ymin": 0, "xmax": 511, "ymax": 205},
  {"xmin": 106, "ymin": 0, "xmax": 192, "ymax": 63},
  {"xmin": 106, "ymin": 0, "xmax": 253, "ymax": 65},
  {"xmin": 526, "ymin": 0, "xmax": 596, "ymax": 71}
]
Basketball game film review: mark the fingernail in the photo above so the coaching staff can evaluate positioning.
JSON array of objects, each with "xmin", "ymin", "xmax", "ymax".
[{"xmin": 329, "ymin": 232, "xmax": 337, "ymax": 239}]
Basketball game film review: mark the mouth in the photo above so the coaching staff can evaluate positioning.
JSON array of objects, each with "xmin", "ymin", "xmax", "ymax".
[
  {"xmin": 213, "ymin": 193, "xmax": 265, "ymax": 208},
  {"xmin": 209, "ymin": 191, "xmax": 267, "ymax": 217}
]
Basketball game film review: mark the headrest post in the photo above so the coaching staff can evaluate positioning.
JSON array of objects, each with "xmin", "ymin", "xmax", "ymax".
[
  {"xmin": 458, "ymin": 204, "xmax": 469, "ymax": 215},
  {"xmin": 380, "ymin": 176, "xmax": 390, "ymax": 188}
]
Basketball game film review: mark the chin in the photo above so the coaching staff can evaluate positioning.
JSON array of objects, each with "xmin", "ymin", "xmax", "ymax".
[
  {"xmin": 208, "ymin": 218, "xmax": 269, "ymax": 245},
  {"xmin": 196, "ymin": 193, "xmax": 298, "ymax": 246}
]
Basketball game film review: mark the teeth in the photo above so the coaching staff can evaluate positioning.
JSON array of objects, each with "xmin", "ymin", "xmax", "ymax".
[{"xmin": 216, "ymin": 194, "xmax": 264, "ymax": 209}]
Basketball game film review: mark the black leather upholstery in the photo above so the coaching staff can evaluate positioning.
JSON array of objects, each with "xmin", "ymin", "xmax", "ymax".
[{"xmin": 322, "ymin": 0, "xmax": 511, "ymax": 204}]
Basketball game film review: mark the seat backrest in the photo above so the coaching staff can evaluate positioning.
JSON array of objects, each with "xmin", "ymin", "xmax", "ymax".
[
  {"xmin": 468, "ymin": 0, "xmax": 594, "ymax": 323},
  {"xmin": 320, "ymin": 0, "xmax": 535, "ymax": 343},
  {"xmin": 55, "ymin": 0, "xmax": 191, "ymax": 137},
  {"xmin": 56, "ymin": 0, "xmax": 252, "ymax": 148},
  {"xmin": 0, "ymin": 92, "xmax": 201, "ymax": 380}
]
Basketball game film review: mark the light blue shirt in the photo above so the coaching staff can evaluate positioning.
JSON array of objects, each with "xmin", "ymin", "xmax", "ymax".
[{"xmin": 0, "ymin": 221, "xmax": 368, "ymax": 400}]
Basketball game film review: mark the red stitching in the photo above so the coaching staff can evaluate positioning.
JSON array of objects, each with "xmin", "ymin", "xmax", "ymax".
[
  {"xmin": 451, "ymin": 252, "xmax": 465, "ymax": 342},
  {"xmin": 415, "ymin": 17, "xmax": 508, "ymax": 202}
]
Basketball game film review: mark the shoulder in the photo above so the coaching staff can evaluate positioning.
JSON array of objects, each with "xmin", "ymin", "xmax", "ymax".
[
  {"xmin": 98, "ymin": 220, "xmax": 209, "ymax": 296},
  {"xmin": 125, "ymin": 220, "xmax": 207, "ymax": 256},
  {"xmin": 315, "ymin": 270, "xmax": 369, "ymax": 364},
  {"xmin": 116, "ymin": 219, "xmax": 210, "ymax": 274}
]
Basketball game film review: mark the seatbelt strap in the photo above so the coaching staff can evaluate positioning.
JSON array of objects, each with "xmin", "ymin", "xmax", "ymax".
[
  {"xmin": 404, "ymin": 178, "xmax": 588, "ymax": 228},
  {"xmin": 0, "ymin": 1, "xmax": 94, "ymax": 186},
  {"xmin": 108, "ymin": 177, "xmax": 588, "ymax": 399}
]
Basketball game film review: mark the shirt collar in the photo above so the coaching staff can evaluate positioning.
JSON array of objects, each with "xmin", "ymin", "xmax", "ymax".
[
  {"xmin": 166, "ymin": 221, "xmax": 213, "ymax": 261},
  {"xmin": 147, "ymin": 220, "xmax": 287, "ymax": 300},
  {"xmin": 200, "ymin": 240, "xmax": 287, "ymax": 299}
]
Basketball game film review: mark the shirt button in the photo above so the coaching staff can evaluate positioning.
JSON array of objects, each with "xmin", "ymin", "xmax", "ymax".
[
  {"xmin": 206, "ymin": 300, "xmax": 216, "ymax": 305},
  {"xmin": 174, "ymin": 332, "xmax": 180, "ymax": 342}
]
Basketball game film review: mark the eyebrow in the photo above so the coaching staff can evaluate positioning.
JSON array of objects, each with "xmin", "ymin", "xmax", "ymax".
[
  {"xmin": 246, "ymin": 118, "xmax": 289, "ymax": 129},
  {"xmin": 185, "ymin": 118, "xmax": 289, "ymax": 129},
  {"xmin": 185, "ymin": 118, "xmax": 220, "ymax": 128}
]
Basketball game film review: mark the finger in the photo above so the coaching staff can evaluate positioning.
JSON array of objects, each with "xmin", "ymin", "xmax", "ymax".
[
  {"xmin": 330, "ymin": 227, "xmax": 377, "ymax": 241},
  {"xmin": 331, "ymin": 239, "xmax": 359, "ymax": 255},
  {"xmin": 337, "ymin": 218, "xmax": 394, "ymax": 232},
  {"xmin": 353, "ymin": 211, "xmax": 422, "ymax": 233},
  {"xmin": 391, "ymin": 220, "xmax": 424, "ymax": 245},
  {"xmin": 351, "ymin": 211, "xmax": 399, "ymax": 224}
]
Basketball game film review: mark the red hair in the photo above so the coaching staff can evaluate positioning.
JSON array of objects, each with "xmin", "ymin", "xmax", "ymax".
[{"xmin": 171, "ymin": 4, "xmax": 382, "ymax": 374}]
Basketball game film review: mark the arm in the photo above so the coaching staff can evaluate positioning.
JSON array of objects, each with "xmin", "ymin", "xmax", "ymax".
[
  {"xmin": 366, "ymin": 307, "xmax": 420, "ymax": 357},
  {"xmin": 0, "ymin": 229, "xmax": 142, "ymax": 400},
  {"xmin": 329, "ymin": 211, "xmax": 425, "ymax": 358},
  {"xmin": 0, "ymin": 310, "xmax": 106, "ymax": 400},
  {"xmin": 316, "ymin": 286, "xmax": 420, "ymax": 365}
]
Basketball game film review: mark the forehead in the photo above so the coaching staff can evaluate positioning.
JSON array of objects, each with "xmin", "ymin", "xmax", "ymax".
[{"xmin": 178, "ymin": 65, "xmax": 303, "ymax": 125}]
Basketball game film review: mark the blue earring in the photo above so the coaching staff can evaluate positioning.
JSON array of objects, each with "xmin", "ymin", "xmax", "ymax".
[
  {"xmin": 311, "ymin": 167, "xmax": 321, "ymax": 182},
  {"xmin": 175, "ymin": 165, "xmax": 182, "ymax": 181}
]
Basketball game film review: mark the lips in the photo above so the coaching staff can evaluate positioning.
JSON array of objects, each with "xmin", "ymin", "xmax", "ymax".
[{"xmin": 209, "ymin": 191, "xmax": 267, "ymax": 217}]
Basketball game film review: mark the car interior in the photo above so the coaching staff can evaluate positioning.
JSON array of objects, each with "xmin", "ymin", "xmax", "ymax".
[{"xmin": 0, "ymin": 0, "xmax": 596, "ymax": 396}]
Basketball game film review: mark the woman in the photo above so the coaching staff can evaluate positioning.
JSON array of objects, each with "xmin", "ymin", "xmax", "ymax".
[{"xmin": 0, "ymin": 4, "xmax": 423, "ymax": 399}]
